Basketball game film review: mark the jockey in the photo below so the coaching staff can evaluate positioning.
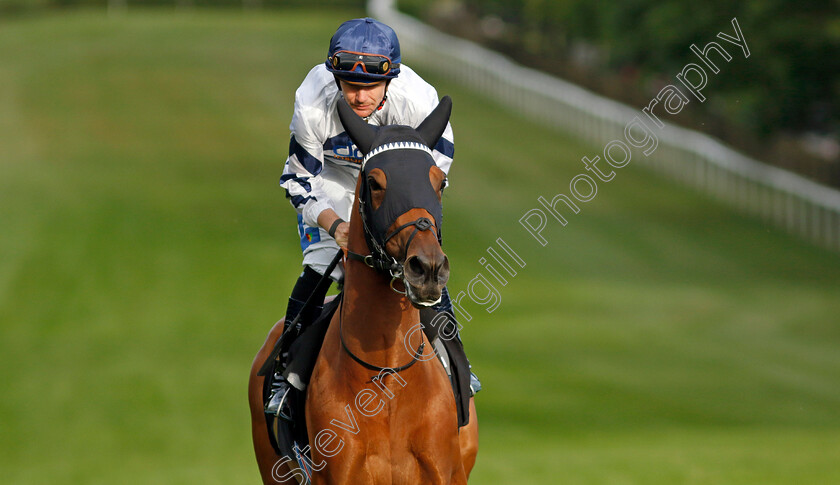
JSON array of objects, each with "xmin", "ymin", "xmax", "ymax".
[{"xmin": 272, "ymin": 17, "xmax": 479, "ymax": 422}]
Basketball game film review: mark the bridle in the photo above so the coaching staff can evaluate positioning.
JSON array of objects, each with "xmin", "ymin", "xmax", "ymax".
[
  {"xmin": 345, "ymin": 215, "xmax": 437, "ymax": 296},
  {"xmin": 341, "ymin": 210, "xmax": 433, "ymax": 377},
  {"xmin": 340, "ymin": 141, "xmax": 442, "ymax": 375},
  {"xmin": 342, "ymin": 215, "xmax": 430, "ymax": 374},
  {"xmin": 345, "ymin": 141, "xmax": 442, "ymax": 297}
]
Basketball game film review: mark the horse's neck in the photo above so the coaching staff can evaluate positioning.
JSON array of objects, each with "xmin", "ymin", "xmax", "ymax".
[{"xmin": 340, "ymin": 216, "xmax": 420, "ymax": 366}]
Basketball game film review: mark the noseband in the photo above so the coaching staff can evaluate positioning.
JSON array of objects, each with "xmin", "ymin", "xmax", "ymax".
[{"xmin": 346, "ymin": 215, "xmax": 437, "ymax": 294}]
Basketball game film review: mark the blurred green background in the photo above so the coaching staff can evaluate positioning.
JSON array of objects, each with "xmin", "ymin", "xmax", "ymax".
[
  {"xmin": 402, "ymin": 0, "xmax": 840, "ymax": 187},
  {"xmin": 1, "ymin": 3, "xmax": 840, "ymax": 485}
]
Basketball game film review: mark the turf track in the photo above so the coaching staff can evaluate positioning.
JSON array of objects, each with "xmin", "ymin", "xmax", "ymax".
[{"xmin": 1, "ymin": 9, "xmax": 839, "ymax": 484}]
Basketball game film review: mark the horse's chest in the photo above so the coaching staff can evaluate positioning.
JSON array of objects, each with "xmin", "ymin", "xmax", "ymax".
[{"xmin": 310, "ymin": 372, "xmax": 460, "ymax": 483}]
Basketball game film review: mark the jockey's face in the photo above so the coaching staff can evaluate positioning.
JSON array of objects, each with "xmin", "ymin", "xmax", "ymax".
[{"xmin": 339, "ymin": 80, "xmax": 387, "ymax": 118}]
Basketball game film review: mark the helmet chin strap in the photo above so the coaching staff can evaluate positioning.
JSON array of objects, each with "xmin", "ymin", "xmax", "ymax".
[
  {"xmin": 375, "ymin": 93, "xmax": 387, "ymax": 111},
  {"xmin": 379, "ymin": 80, "xmax": 391, "ymax": 107}
]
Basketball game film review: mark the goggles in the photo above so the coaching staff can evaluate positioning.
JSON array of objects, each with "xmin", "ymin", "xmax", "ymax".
[{"xmin": 330, "ymin": 50, "xmax": 395, "ymax": 76}]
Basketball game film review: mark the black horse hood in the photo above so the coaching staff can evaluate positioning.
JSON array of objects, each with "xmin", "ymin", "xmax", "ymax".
[
  {"xmin": 337, "ymin": 96, "xmax": 452, "ymax": 251},
  {"xmin": 362, "ymin": 139, "xmax": 442, "ymax": 242}
]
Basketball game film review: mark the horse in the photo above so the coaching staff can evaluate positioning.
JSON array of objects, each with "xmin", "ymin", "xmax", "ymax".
[{"xmin": 248, "ymin": 95, "xmax": 478, "ymax": 484}]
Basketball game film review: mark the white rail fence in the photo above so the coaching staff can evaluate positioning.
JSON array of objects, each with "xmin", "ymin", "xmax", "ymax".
[{"xmin": 370, "ymin": 0, "xmax": 840, "ymax": 251}]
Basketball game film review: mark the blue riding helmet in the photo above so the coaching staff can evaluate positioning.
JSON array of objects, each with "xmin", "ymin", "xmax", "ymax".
[{"xmin": 326, "ymin": 17, "xmax": 401, "ymax": 84}]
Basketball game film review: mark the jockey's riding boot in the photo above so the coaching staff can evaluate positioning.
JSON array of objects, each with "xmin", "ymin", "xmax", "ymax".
[
  {"xmin": 283, "ymin": 265, "xmax": 330, "ymax": 348},
  {"xmin": 265, "ymin": 267, "xmax": 331, "ymax": 417},
  {"xmin": 419, "ymin": 305, "xmax": 481, "ymax": 394},
  {"xmin": 283, "ymin": 297, "xmax": 306, "ymax": 339},
  {"xmin": 281, "ymin": 296, "xmax": 323, "ymax": 358},
  {"xmin": 431, "ymin": 287, "xmax": 481, "ymax": 391},
  {"xmin": 264, "ymin": 296, "xmax": 321, "ymax": 418},
  {"xmin": 419, "ymin": 286, "xmax": 481, "ymax": 428}
]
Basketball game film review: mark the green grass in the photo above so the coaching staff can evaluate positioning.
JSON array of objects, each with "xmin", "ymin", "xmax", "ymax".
[{"xmin": 2, "ymin": 8, "xmax": 840, "ymax": 484}]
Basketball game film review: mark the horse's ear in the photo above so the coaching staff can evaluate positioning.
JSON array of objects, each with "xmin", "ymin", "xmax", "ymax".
[
  {"xmin": 416, "ymin": 96, "xmax": 452, "ymax": 149},
  {"xmin": 337, "ymin": 97, "xmax": 377, "ymax": 155}
]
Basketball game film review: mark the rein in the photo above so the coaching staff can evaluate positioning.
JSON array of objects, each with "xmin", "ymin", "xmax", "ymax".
[
  {"xmin": 337, "ymin": 296, "xmax": 426, "ymax": 376},
  {"xmin": 339, "ymin": 211, "xmax": 435, "ymax": 375}
]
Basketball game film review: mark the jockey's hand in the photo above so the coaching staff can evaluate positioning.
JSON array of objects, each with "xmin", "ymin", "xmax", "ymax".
[
  {"xmin": 333, "ymin": 222, "xmax": 350, "ymax": 249},
  {"xmin": 317, "ymin": 209, "xmax": 350, "ymax": 249}
]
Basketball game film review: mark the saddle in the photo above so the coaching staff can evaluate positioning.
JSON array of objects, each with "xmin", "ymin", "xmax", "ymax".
[{"xmin": 261, "ymin": 293, "xmax": 472, "ymax": 480}]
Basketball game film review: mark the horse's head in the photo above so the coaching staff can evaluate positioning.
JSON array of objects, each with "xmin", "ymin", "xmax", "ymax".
[{"xmin": 338, "ymin": 96, "xmax": 452, "ymax": 307}]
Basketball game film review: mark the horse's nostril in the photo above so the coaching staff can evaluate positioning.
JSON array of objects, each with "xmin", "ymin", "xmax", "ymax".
[
  {"xmin": 436, "ymin": 255, "xmax": 450, "ymax": 284},
  {"xmin": 407, "ymin": 255, "xmax": 426, "ymax": 278}
]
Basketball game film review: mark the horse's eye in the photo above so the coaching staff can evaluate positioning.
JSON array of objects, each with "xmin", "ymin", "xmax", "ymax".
[{"xmin": 368, "ymin": 176, "xmax": 383, "ymax": 191}]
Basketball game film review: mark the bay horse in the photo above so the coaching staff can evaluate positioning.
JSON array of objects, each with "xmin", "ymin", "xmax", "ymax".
[{"xmin": 248, "ymin": 95, "xmax": 478, "ymax": 484}]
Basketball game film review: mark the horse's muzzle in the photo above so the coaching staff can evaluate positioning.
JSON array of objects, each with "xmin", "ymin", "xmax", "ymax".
[{"xmin": 403, "ymin": 249, "xmax": 450, "ymax": 307}]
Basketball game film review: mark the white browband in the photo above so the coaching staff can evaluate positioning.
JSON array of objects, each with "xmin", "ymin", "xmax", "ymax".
[{"xmin": 362, "ymin": 141, "xmax": 433, "ymax": 167}]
